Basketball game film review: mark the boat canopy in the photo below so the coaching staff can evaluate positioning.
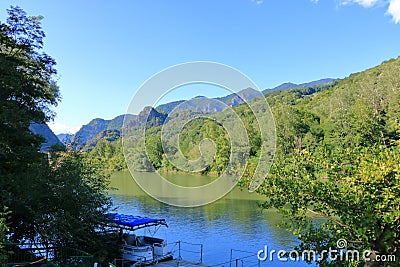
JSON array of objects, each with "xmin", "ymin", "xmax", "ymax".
[{"xmin": 108, "ymin": 213, "xmax": 167, "ymax": 230}]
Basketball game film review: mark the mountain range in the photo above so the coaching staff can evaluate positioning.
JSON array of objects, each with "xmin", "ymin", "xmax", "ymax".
[{"xmin": 55, "ymin": 78, "xmax": 335, "ymax": 148}]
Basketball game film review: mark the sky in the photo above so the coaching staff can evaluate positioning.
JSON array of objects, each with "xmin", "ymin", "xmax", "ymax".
[{"xmin": 0, "ymin": 0, "xmax": 399, "ymax": 134}]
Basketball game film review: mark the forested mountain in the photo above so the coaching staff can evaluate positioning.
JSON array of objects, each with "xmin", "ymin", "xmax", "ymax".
[
  {"xmin": 72, "ymin": 79, "xmax": 335, "ymax": 147},
  {"xmin": 262, "ymin": 78, "xmax": 335, "ymax": 94},
  {"xmin": 84, "ymin": 56, "xmax": 400, "ymax": 175},
  {"xmin": 72, "ymin": 114, "xmax": 131, "ymax": 148},
  {"xmin": 73, "ymin": 118, "xmax": 111, "ymax": 146},
  {"xmin": 154, "ymin": 88, "xmax": 262, "ymax": 114},
  {"xmin": 155, "ymin": 80, "xmax": 335, "ymax": 114},
  {"xmin": 259, "ymin": 57, "xmax": 400, "ymax": 266}
]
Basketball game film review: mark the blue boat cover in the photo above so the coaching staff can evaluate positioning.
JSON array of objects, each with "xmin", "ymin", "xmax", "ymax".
[{"xmin": 108, "ymin": 213, "xmax": 167, "ymax": 228}]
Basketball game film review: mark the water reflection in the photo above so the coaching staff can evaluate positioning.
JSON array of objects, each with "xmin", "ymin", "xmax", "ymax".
[{"xmin": 110, "ymin": 172, "xmax": 312, "ymax": 266}]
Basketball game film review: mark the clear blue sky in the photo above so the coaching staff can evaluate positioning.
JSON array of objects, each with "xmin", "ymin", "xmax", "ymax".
[{"xmin": 1, "ymin": 0, "xmax": 399, "ymax": 134}]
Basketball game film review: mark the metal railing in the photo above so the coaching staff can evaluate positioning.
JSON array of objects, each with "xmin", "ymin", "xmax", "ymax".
[
  {"xmin": 0, "ymin": 243, "xmax": 94, "ymax": 267},
  {"xmin": 170, "ymin": 241, "xmax": 203, "ymax": 264},
  {"xmin": 212, "ymin": 249, "xmax": 260, "ymax": 267},
  {"xmin": 106, "ymin": 241, "xmax": 261, "ymax": 267}
]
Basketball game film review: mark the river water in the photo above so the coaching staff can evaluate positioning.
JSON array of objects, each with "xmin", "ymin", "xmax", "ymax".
[{"xmin": 110, "ymin": 171, "xmax": 312, "ymax": 266}]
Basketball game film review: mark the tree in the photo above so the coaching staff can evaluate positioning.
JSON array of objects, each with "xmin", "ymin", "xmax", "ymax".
[
  {"xmin": 260, "ymin": 144, "xmax": 399, "ymax": 266},
  {"xmin": 0, "ymin": 7, "xmax": 113, "ymax": 262},
  {"xmin": 257, "ymin": 58, "xmax": 400, "ymax": 266},
  {"xmin": 0, "ymin": 208, "xmax": 9, "ymax": 263},
  {"xmin": 0, "ymin": 5, "xmax": 60, "ymax": 242},
  {"xmin": 43, "ymin": 152, "xmax": 114, "ymax": 259}
]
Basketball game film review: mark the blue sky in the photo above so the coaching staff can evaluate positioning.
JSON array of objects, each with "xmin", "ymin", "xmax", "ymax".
[{"xmin": 0, "ymin": 0, "xmax": 399, "ymax": 134}]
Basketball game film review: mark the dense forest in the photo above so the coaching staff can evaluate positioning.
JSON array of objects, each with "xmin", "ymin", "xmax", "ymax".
[{"xmin": 86, "ymin": 57, "xmax": 399, "ymax": 176}]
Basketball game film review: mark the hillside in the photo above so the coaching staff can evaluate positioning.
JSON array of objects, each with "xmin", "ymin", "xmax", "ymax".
[
  {"xmin": 85, "ymin": 56, "xmax": 400, "ymax": 175},
  {"xmin": 262, "ymin": 78, "xmax": 335, "ymax": 94},
  {"xmin": 73, "ymin": 118, "xmax": 109, "ymax": 147},
  {"xmin": 155, "ymin": 79, "xmax": 335, "ymax": 114},
  {"xmin": 72, "ymin": 79, "xmax": 334, "ymax": 147},
  {"xmin": 73, "ymin": 114, "xmax": 134, "ymax": 147}
]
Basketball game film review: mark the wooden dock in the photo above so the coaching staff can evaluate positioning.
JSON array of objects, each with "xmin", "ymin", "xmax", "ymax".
[{"xmin": 152, "ymin": 259, "xmax": 217, "ymax": 267}]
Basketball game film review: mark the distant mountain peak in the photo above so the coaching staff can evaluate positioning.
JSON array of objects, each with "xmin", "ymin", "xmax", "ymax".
[
  {"xmin": 138, "ymin": 106, "xmax": 164, "ymax": 121},
  {"xmin": 263, "ymin": 78, "xmax": 335, "ymax": 93}
]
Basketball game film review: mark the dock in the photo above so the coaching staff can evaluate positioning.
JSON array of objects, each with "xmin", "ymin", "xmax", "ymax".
[{"xmin": 153, "ymin": 259, "xmax": 217, "ymax": 267}]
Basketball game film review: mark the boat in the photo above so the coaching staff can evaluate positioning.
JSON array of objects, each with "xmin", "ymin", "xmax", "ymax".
[{"xmin": 109, "ymin": 213, "xmax": 173, "ymax": 266}]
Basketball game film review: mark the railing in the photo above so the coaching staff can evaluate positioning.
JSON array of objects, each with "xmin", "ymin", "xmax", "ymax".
[
  {"xmin": 53, "ymin": 246, "xmax": 94, "ymax": 266},
  {"xmin": 110, "ymin": 241, "xmax": 261, "ymax": 267},
  {"xmin": 170, "ymin": 241, "xmax": 204, "ymax": 264},
  {"xmin": 0, "ymin": 243, "xmax": 94, "ymax": 267},
  {"xmin": 213, "ymin": 249, "xmax": 261, "ymax": 267},
  {"xmin": 168, "ymin": 242, "xmax": 261, "ymax": 267},
  {"xmin": 112, "ymin": 257, "xmax": 146, "ymax": 267}
]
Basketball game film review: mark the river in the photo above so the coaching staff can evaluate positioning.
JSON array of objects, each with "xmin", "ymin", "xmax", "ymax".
[{"xmin": 110, "ymin": 171, "xmax": 312, "ymax": 266}]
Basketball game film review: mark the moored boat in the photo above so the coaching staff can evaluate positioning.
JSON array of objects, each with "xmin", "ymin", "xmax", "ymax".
[{"xmin": 109, "ymin": 213, "xmax": 173, "ymax": 266}]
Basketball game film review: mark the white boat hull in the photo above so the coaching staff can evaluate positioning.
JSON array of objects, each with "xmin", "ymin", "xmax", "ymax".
[{"xmin": 121, "ymin": 235, "xmax": 172, "ymax": 264}]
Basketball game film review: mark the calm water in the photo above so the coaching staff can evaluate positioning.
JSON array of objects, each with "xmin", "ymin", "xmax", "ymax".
[{"xmin": 110, "ymin": 172, "xmax": 312, "ymax": 266}]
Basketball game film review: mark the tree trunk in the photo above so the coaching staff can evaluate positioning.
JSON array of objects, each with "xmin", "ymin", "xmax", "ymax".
[{"xmin": 364, "ymin": 250, "xmax": 380, "ymax": 267}]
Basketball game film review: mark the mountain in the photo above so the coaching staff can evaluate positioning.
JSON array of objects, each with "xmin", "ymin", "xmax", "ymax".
[
  {"xmin": 57, "ymin": 133, "xmax": 74, "ymax": 144},
  {"xmin": 29, "ymin": 122, "xmax": 64, "ymax": 152},
  {"xmin": 106, "ymin": 114, "xmax": 125, "ymax": 130},
  {"xmin": 121, "ymin": 106, "xmax": 166, "ymax": 129},
  {"xmin": 155, "ymin": 88, "xmax": 264, "ymax": 115},
  {"xmin": 262, "ymin": 78, "xmax": 335, "ymax": 94},
  {"xmin": 119, "ymin": 56, "xmax": 400, "ymax": 174},
  {"xmin": 216, "ymin": 87, "xmax": 263, "ymax": 107},
  {"xmin": 73, "ymin": 107, "xmax": 166, "ymax": 148},
  {"xmin": 72, "ymin": 114, "xmax": 131, "ymax": 146},
  {"xmin": 85, "ymin": 129, "xmax": 121, "ymax": 148},
  {"xmin": 74, "ymin": 118, "xmax": 109, "ymax": 146},
  {"xmin": 155, "ymin": 80, "xmax": 335, "ymax": 115},
  {"xmin": 156, "ymin": 100, "xmax": 185, "ymax": 114},
  {"xmin": 158, "ymin": 96, "xmax": 228, "ymax": 114},
  {"xmin": 72, "ymin": 78, "xmax": 335, "ymax": 147}
]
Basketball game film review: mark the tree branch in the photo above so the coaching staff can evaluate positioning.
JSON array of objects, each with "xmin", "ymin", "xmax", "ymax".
[{"xmin": 306, "ymin": 208, "xmax": 350, "ymax": 228}]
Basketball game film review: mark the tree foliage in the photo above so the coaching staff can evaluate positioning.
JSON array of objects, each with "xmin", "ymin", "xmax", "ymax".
[
  {"xmin": 258, "ymin": 58, "xmax": 400, "ymax": 266},
  {"xmin": 0, "ymin": 6, "xmax": 113, "ymax": 262}
]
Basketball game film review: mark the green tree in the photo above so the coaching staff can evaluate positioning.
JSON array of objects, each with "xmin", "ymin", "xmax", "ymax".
[
  {"xmin": 44, "ymin": 152, "xmax": 114, "ymax": 258},
  {"xmin": 0, "ymin": 5, "xmax": 60, "ymax": 242},
  {"xmin": 0, "ymin": 7, "xmax": 113, "ymax": 262},
  {"xmin": 0, "ymin": 208, "xmax": 10, "ymax": 262},
  {"xmin": 260, "ymin": 144, "xmax": 400, "ymax": 266},
  {"xmin": 257, "ymin": 58, "xmax": 400, "ymax": 266}
]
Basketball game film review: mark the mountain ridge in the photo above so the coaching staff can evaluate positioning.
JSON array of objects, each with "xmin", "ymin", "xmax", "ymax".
[{"xmin": 61, "ymin": 78, "xmax": 335, "ymax": 147}]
